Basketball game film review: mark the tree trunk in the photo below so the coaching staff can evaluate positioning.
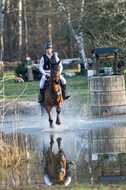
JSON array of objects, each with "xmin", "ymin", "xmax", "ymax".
[
  {"xmin": 67, "ymin": 29, "xmax": 73, "ymax": 58},
  {"xmin": 24, "ymin": 0, "xmax": 28, "ymax": 53},
  {"xmin": 78, "ymin": 38, "xmax": 87, "ymax": 74},
  {"xmin": 48, "ymin": 0, "xmax": 52, "ymax": 43},
  {"xmin": 6, "ymin": 0, "xmax": 12, "ymax": 60},
  {"xmin": 18, "ymin": 0, "xmax": 22, "ymax": 58},
  {"xmin": 0, "ymin": 0, "xmax": 6, "ymax": 61},
  {"xmin": 67, "ymin": 6, "xmax": 73, "ymax": 58}
]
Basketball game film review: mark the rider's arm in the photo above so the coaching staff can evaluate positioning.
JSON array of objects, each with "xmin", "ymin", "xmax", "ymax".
[
  {"xmin": 55, "ymin": 55, "xmax": 63, "ymax": 74},
  {"xmin": 39, "ymin": 56, "xmax": 46, "ymax": 76}
]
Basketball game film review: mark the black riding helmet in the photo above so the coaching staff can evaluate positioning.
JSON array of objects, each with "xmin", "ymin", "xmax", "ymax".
[{"xmin": 45, "ymin": 43, "xmax": 52, "ymax": 49}]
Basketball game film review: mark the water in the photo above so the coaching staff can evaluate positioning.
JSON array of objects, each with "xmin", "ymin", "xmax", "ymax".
[{"xmin": 1, "ymin": 101, "xmax": 126, "ymax": 188}]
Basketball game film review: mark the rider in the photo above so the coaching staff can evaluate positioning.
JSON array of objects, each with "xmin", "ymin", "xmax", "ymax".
[{"xmin": 38, "ymin": 43, "xmax": 71, "ymax": 103}]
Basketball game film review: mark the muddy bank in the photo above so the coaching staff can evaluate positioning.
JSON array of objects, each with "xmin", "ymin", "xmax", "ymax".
[
  {"xmin": 0, "ymin": 97, "xmax": 85, "ymax": 118},
  {"xmin": 0, "ymin": 101, "xmax": 40, "ymax": 117}
]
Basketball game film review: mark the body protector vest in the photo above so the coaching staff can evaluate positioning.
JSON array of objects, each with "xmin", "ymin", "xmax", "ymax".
[{"xmin": 43, "ymin": 54, "xmax": 56, "ymax": 70}]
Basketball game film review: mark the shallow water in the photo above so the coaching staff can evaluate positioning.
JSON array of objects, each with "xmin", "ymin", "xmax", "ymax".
[{"xmin": 1, "ymin": 101, "xmax": 126, "ymax": 188}]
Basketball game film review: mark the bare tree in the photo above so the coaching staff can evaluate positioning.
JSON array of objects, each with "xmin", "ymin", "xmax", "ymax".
[
  {"xmin": 18, "ymin": 0, "xmax": 22, "ymax": 58},
  {"xmin": 6, "ymin": 0, "xmax": 12, "ymax": 60},
  {"xmin": 24, "ymin": 0, "xmax": 28, "ymax": 53},
  {"xmin": 0, "ymin": 0, "xmax": 6, "ymax": 61},
  {"xmin": 56, "ymin": 0, "xmax": 88, "ymax": 72},
  {"xmin": 48, "ymin": 0, "xmax": 52, "ymax": 43}
]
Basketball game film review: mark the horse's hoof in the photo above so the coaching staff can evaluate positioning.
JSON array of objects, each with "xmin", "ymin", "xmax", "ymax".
[
  {"xmin": 56, "ymin": 120, "xmax": 61, "ymax": 125},
  {"xmin": 50, "ymin": 124, "xmax": 54, "ymax": 128}
]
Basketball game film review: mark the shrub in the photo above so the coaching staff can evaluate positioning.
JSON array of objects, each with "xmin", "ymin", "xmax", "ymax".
[{"xmin": 15, "ymin": 57, "xmax": 28, "ymax": 81}]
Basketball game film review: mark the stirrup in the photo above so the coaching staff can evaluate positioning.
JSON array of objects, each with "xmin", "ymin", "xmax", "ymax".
[
  {"xmin": 63, "ymin": 95, "xmax": 71, "ymax": 100},
  {"xmin": 38, "ymin": 98, "xmax": 44, "ymax": 103}
]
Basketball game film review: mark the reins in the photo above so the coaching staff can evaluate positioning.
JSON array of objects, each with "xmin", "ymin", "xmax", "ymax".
[{"xmin": 48, "ymin": 73, "xmax": 62, "ymax": 102}]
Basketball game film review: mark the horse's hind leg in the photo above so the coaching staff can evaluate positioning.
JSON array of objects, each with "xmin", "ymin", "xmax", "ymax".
[{"xmin": 56, "ymin": 106, "xmax": 61, "ymax": 125}]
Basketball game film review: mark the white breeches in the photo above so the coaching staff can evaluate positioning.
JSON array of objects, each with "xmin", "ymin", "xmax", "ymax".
[{"xmin": 39, "ymin": 75, "xmax": 66, "ymax": 89}]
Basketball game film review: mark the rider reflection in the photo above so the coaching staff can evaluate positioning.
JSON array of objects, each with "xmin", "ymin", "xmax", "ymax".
[{"xmin": 43, "ymin": 135, "xmax": 74, "ymax": 186}]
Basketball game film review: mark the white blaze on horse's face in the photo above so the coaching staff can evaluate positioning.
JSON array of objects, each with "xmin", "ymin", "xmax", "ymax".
[{"xmin": 46, "ymin": 48, "xmax": 52, "ymax": 56}]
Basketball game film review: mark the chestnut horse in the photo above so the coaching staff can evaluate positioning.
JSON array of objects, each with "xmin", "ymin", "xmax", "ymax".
[
  {"xmin": 39, "ymin": 62, "xmax": 63, "ymax": 128},
  {"xmin": 44, "ymin": 136, "xmax": 71, "ymax": 185}
]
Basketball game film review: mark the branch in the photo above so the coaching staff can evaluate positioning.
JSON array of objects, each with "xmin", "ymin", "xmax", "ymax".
[{"xmin": 56, "ymin": 0, "xmax": 80, "ymax": 43}]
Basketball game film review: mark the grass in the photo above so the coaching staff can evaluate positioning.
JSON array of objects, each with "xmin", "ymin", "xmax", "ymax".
[
  {"xmin": 0, "ymin": 72, "xmax": 88, "ymax": 102},
  {"xmin": 0, "ymin": 136, "xmax": 31, "ymax": 168},
  {"xmin": 0, "ymin": 72, "xmax": 89, "ymax": 117},
  {"xmin": 0, "ymin": 72, "xmax": 39, "ymax": 100},
  {"xmin": 3, "ymin": 184, "xmax": 126, "ymax": 190},
  {"xmin": 2, "ymin": 71, "xmax": 126, "ymax": 101}
]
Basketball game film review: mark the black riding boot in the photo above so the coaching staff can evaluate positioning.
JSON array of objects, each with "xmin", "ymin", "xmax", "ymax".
[
  {"xmin": 62, "ymin": 84, "xmax": 71, "ymax": 100},
  {"xmin": 38, "ymin": 88, "xmax": 45, "ymax": 103}
]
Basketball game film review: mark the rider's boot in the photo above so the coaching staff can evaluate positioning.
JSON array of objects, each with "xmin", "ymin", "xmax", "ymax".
[
  {"xmin": 38, "ymin": 88, "xmax": 45, "ymax": 103},
  {"xmin": 62, "ymin": 84, "xmax": 71, "ymax": 100}
]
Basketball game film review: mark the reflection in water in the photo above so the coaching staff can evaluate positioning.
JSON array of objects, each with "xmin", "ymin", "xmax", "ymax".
[
  {"xmin": 1, "ymin": 126, "xmax": 126, "ymax": 188},
  {"xmin": 90, "ymin": 127, "xmax": 126, "ymax": 183},
  {"xmin": 44, "ymin": 135, "xmax": 74, "ymax": 186}
]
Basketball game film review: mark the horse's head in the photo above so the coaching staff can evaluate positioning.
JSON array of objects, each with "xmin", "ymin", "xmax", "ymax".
[{"xmin": 50, "ymin": 62, "xmax": 60, "ymax": 84}]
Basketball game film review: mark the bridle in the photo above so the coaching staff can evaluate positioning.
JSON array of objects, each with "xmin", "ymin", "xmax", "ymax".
[
  {"xmin": 51, "ymin": 74, "xmax": 60, "ymax": 84},
  {"xmin": 49, "ymin": 65, "xmax": 62, "ymax": 101}
]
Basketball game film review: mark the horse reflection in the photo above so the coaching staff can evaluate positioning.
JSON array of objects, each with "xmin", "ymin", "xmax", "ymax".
[{"xmin": 44, "ymin": 136, "xmax": 74, "ymax": 186}]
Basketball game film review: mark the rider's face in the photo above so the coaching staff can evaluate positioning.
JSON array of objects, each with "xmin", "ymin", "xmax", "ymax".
[{"xmin": 46, "ymin": 48, "xmax": 52, "ymax": 56}]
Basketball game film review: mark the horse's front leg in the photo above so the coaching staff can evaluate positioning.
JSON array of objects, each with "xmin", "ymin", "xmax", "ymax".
[
  {"xmin": 46, "ymin": 106, "xmax": 54, "ymax": 128},
  {"xmin": 49, "ymin": 112, "xmax": 54, "ymax": 128},
  {"xmin": 57, "ymin": 137, "xmax": 62, "ymax": 151},
  {"xmin": 56, "ymin": 105, "xmax": 61, "ymax": 125},
  {"xmin": 50, "ymin": 135, "xmax": 54, "ymax": 151}
]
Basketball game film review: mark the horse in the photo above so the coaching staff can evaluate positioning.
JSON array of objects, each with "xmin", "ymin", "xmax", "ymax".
[
  {"xmin": 39, "ymin": 62, "xmax": 63, "ymax": 128},
  {"xmin": 44, "ymin": 136, "xmax": 72, "ymax": 186}
]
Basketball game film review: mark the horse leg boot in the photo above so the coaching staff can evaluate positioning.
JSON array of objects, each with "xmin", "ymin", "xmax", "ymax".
[
  {"xmin": 49, "ymin": 111, "xmax": 54, "ymax": 128},
  {"xmin": 62, "ymin": 84, "xmax": 71, "ymax": 100},
  {"xmin": 38, "ymin": 88, "xmax": 45, "ymax": 103},
  {"xmin": 56, "ymin": 106, "xmax": 61, "ymax": 125}
]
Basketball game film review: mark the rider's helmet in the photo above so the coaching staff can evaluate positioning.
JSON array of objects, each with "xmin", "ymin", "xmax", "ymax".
[{"xmin": 45, "ymin": 43, "xmax": 52, "ymax": 49}]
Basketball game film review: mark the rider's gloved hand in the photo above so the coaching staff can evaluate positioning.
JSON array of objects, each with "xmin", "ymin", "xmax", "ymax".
[{"xmin": 45, "ymin": 73, "xmax": 50, "ymax": 78}]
